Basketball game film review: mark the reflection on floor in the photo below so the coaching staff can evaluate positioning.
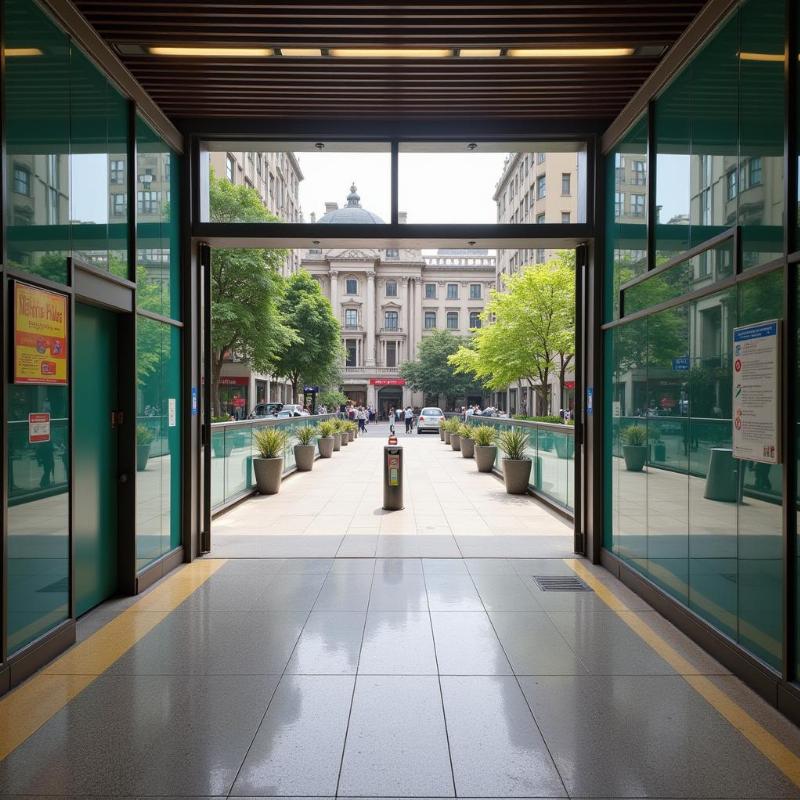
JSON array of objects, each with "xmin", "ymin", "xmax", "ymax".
[
  {"xmin": 212, "ymin": 423, "xmax": 573, "ymax": 559},
  {"xmin": 2, "ymin": 555, "xmax": 800, "ymax": 799}
]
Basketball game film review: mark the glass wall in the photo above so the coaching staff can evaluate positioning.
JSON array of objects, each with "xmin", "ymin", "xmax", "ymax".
[{"xmin": 605, "ymin": 0, "xmax": 791, "ymax": 673}]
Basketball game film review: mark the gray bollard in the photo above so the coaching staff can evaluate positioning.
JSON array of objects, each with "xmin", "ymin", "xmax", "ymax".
[{"xmin": 383, "ymin": 445, "xmax": 403, "ymax": 510}]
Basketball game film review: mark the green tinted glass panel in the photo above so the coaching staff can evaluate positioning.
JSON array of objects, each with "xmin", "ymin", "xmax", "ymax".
[
  {"xmin": 739, "ymin": 0, "xmax": 784, "ymax": 269},
  {"xmin": 136, "ymin": 117, "xmax": 180, "ymax": 320},
  {"xmin": 5, "ymin": 0, "xmax": 70, "ymax": 282},
  {"xmin": 7, "ymin": 383, "xmax": 70, "ymax": 654},
  {"xmin": 166, "ymin": 324, "xmax": 182, "ymax": 550},
  {"xmin": 623, "ymin": 238, "xmax": 734, "ymax": 315},
  {"xmin": 606, "ymin": 114, "xmax": 648, "ymax": 320}
]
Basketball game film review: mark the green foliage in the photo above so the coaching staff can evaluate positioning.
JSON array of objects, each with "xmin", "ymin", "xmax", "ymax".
[
  {"xmin": 136, "ymin": 424, "xmax": 154, "ymax": 445},
  {"xmin": 294, "ymin": 425, "xmax": 316, "ymax": 445},
  {"xmin": 209, "ymin": 172, "xmax": 296, "ymax": 413},
  {"xmin": 211, "ymin": 415, "xmax": 230, "ymax": 423},
  {"xmin": 458, "ymin": 423, "xmax": 474, "ymax": 440},
  {"xmin": 271, "ymin": 270, "xmax": 343, "ymax": 397},
  {"xmin": 316, "ymin": 420, "xmax": 336, "ymax": 438},
  {"xmin": 622, "ymin": 424, "xmax": 647, "ymax": 446},
  {"xmin": 498, "ymin": 428, "xmax": 530, "ymax": 461},
  {"xmin": 320, "ymin": 389, "xmax": 348, "ymax": 410},
  {"xmin": 443, "ymin": 417, "xmax": 461, "ymax": 433},
  {"xmin": 333, "ymin": 418, "xmax": 349, "ymax": 433},
  {"xmin": 253, "ymin": 426, "xmax": 288, "ymax": 459},
  {"xmin": 472, "ymin": 425, "xmax": 498, "ymax": 447},
  {"xmin": 449, "ymin": 251, "xmax": 575, "ymax": 407},
  {"xmin": 512, "ymin": 415, "xmax": 565, "ymax": 425},
  {"xmin": 400, "ymin": 329, "xmax": 483, "ymax": 405}
]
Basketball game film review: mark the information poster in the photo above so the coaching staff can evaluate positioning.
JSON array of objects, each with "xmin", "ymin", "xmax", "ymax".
[
  {"xmin": 28, "ymin": 413, "xmax": 51, "ymax": 443},
  {"xmin": 732, "ymin": 319, "xmax": 781, "ymax": 464},
  {"xmin": 13, "ymin": 282, "xmax": 68, "ymax": 385}
]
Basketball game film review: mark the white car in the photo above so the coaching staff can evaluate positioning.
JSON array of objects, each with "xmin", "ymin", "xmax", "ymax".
[{"xmin": 417, "ymin": 407, "xmax": 444, "ymax": 433}]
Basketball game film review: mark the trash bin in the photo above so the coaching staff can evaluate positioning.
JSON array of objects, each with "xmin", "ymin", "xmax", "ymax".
[
  {"xmin": 704, "ymin": 447, "xmax": 741, "ymax": 502},
  {"xmin": 383, "ymin": 445, "xmax": 403, "ymax": 510}
]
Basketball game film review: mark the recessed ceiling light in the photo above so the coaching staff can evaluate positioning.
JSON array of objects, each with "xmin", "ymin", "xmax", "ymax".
[
  {"xmin": 4, "ymin": 48, "xmax": 43, "ymax": 57},
  {"xmin": 315, "ymin": 142, "xmax": 325, "ymax": 150},
  {"xmin": 330, "ymin": 48, "xmax": 452, "ymax": 58},
  {"xmin": 467, "ymin": 143, "xmax": 478, "ymax": 151},
  {"xmin": 149, "ymin": 46, "xmax": 273, "ymax": 57},
  {"xmin": 508, "ymin": 47, "xmax": 634, "ymax": 58},
  {"xmin": 738, "ymin": 51, "xmax": 784, "ymax": 62},
  {"xmin": 459, "ymin": 48, "xmax": 501, "ymax": 58},
  {"xmin": 281, "ymin": 48, "xmax": 322, "ymax": 57}
]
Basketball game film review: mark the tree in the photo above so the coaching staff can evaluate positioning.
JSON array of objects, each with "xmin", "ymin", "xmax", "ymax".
[
  {"xmin": 272, "ymin": 270, "xmax": 342, "ymax": 401},
  {"xmin": 209, "ymin": 173, "xmax": 296, "ymax": 414},
  {"xmin": 449, "ymin": 252, "xmax": 575, "ymax": 411},
  {"xmin": 400, "ymin": 329, "xmax": 484, "ymax": 409}
]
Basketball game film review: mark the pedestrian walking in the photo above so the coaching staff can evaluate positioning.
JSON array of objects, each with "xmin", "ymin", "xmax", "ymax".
[{"xmin": 404, "ymin": 405, "xmax": 413, "ymax": 433}]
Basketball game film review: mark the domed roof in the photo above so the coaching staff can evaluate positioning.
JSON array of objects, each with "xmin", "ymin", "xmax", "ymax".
[{"xmin": 318, "ymin": 183, "xmax": 385, "ymax": 224}]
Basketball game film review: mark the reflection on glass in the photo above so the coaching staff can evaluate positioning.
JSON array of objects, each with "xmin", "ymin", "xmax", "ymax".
[
  {"xmin": 136, "ymin": 316, "xmax": 181, "ymax": 569},
  {"xmin": 137, "ymin": 117, "xmax": 180, "ymax": 320},
  {"xmin": 5, "ymin": 0, "xmax": 70, "ymax": 283},
  {"xmin": 606, "ymin": 115, "xmax": 648, "ymax": 320},
  {"xmin": 7, "ymin": 385, "xmax": 70, "ymax": 654}
]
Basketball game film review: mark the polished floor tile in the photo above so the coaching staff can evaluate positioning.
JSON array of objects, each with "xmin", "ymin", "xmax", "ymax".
[
  {"xmin": 0, "ymin": 675, "xmax": 280, "ymax": 797},
  {"xmin": 430, "ymin": 612, "xmax": 512, "ymax": 675},
  {"xmin": 285, "ymin": 611, "xmax": 366, "ymax": 675},
  {"xmin": 314, "ymin": 573, "xmax": 374, "ymax": 611},
  {"xmin": 489, "ymin": 612, "xmax": 588, "ymax": 675},
  {"xmin": 441, "ymin": 675, "xmax": 566, "ymax": 797},
  {"xmin": 231, "ymin": 675, "xmax": 354, "ymax": 797},
  {"xmin": 338, "ymin": 676, "xmax": 455, "ymax": 797},
  {"xmin": 358, "ymin": 611, "xmax": 438, "ymax": 675},
  {"xmin": 368, "ymin": 573, "xmax": 429, "ymax": 611},
  {"xmin": 519, "ymin": 674, "xmax": 799, "ymax": 798},
  {"xmin": 472, "ymin": 574, "xmax": 543, "ymax": 611},
  {"xmin": 425, "ymin": 574, "xmax": 484, "ymax": 611},
  {"xmin": 252, "ymin": 573, "xmax": 327, "ymax": 611}
]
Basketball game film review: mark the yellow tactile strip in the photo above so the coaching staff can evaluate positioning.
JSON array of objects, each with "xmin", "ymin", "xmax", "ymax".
[
  {"xmin": 565, "ymin": 558, "xmax": 800, "ymax": 789},
  {"xmin": 0, "ymin": 558, "xmax": 227, "ymax": 760}
]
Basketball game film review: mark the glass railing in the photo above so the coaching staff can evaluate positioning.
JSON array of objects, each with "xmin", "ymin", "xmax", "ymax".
[
  {"xmin": 210, "ymin": 414, "xmax": 336, "ymax": 512},
  {"xmin": 464, "ymin": 417, "xmax": 575, "ymax": 514}
]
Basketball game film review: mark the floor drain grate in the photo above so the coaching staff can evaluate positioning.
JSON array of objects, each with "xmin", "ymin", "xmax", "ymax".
[{"xmin": 532, "ymin": 575, "xmax": 591, "ymax": 592}]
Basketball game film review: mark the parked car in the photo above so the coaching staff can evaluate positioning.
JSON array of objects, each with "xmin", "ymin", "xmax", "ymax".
[
  {"xmin": 275, "ymin": 409, "xmax": 295, "ymax": 418},
  {"xmin": 281, "ymin": 404, "xmax": 308, "ymax": 417},
  {"xmin": 250, "ymin": 402, "xmax": 283, "ymax": 418},
  {"xmin": 417, "ymin": 407, "xmax": 444, "ymax": 433}
]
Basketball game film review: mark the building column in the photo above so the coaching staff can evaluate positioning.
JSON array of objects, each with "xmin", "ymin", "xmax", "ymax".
[
  {"xmin": 400, "ymin": 277, "xmax": 410, "ymax": 359},
  {"xmin": 330, "ymin": 270, "xmax": 339, "ymax": 316},
  {"xmin": 366, "ymin": 270, "xmax": 376, "ymax": 366}
]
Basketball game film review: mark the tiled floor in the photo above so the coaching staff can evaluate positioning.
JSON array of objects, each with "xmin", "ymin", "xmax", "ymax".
[
  {"xmin": 211, "ymin": 423, "xmax": 573, "ymax": 559},
  {"xmin": 2, "ymin": 555, "xmax": 800, "ymax": 799}
]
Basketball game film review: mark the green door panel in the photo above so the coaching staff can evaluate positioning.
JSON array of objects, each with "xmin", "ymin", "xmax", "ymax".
[{"xmin": 74, "ymin": 303, "xmax": 118, "ymax": 616}]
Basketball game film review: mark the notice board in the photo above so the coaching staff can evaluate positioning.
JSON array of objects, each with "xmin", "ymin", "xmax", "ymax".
[
  {"xmin": 732, "ymin": 319, "xmax": 780, "ymax": 464},
  {"xmin": 13, "ymin": 281, "xmax": 68, "ymax": 385}
]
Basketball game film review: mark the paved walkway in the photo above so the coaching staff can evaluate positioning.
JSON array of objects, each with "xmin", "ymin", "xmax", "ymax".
[{"xmin": 212, "ymin": 422, "xmax": 573, "ymax": 558}]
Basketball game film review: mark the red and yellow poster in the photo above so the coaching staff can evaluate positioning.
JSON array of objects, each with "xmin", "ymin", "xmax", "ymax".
[{"xmin": 14, "ymin": 282, "xmax": 68, "ymax": 385}]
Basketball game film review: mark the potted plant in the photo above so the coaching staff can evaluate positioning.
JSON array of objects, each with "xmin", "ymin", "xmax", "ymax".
[
  {"xmin": 498, "ymin": 428, "xmax": 532, "ymax": 494},
  {"xmin": 336, "ymin": 419, "xmax": 349, "ymax": 447},
  {"xmin": 136, "ymin": 424, "xmax": 154, "ymax": 471},
  {"xmin": 294, "ymin": 425, "xmax": 316, "ymax": 471},
  {"xmin": 450, "ymin": 419, "xmax": 462, "ymax": 451},
  {"xmin": 473, "ymin": 425, "xmax": 498, "ymax": 472},
  {"xmin": 316, "ymin": 420, "xmax": 335, "ymax": 458},
  {"xmin": 332, "ymin": 420, "xmax": 343, "ymax": 451},
  {"xmin": 622, "ymin": 424, "xmax": 648, "ymax": 472},
  {"xmin": 439, "ymin": 423, "xmax": 445, "ymax": 442},
  {"xmin": 346, "ymin": 420, "xmax": 356, "ymax": 442},
  {"xmin": 459, "ymin": 423, "xmax": 475, "ymax": 458},
  {"xmin": 252, "ymin": 427, "xmax": 289, "ymax": 494},
  {"xmin": 443, "ymin": 417, "xmax": 452, "ymax": 445}
]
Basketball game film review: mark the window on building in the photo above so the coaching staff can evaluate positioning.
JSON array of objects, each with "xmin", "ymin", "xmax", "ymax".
[
  {"xmin": 111, "ymin": 193, "xmax": 126, "ymax": 217},
  {"xmin": 256, "ymin": 154, "xmax": 262, "ymax": 175},
  {"xmin": 561, "ymin": 211, "xmax": 571, "ymax": 224},
  {"xmin": 386, "ymin": 341, "xmax": 397, "ymax": 367},
  {"xmin": 384, "ymin": 310, "xmax": 399, "ymax": 330},
  {"xmin": 386, "ymin": 248, "xmax": 399, "ymax": 258},
  {"xmin": 244, "ymin": 177, "xmax": 253, "ymax": 189},
  {"xmin": 536, "ymin": 212, "xmax": 545, "ymax": 224},
  {"xmin": 536, "ymin": 248, "xmax": 545, "ymax": 263},
  {"xmin": 425, "ymin": 283, "xmax": 437, "ymax": 299},
  {"xmin": 424, "ymin": 311, "xmax": 437, "ymax": 329},
  {"xmin": 345, "ymin": 340, "xmax": 357, "ymax": 367},
  {"xmin": 137, "ymin": 190, "xmax": 161, "ymax": 215},
  {"xmin": 615, "ymin": 191, "xmax": 624, "ymax": 218},
  {"xmin": 631, "ymin": 193, "xmax": 645, "ymax": 217},
  {"xmin": 446, "ymin": 283, "xmax": 458, "ymax": 300},
  {"xmin": 633, "ymin": 160, "xmax": 646, "ymax": 185},
  {"xmin": 536, "ymin": 174, "xmax": 546, "ymax": 199},
  {"xmin": 561, "ymin": 172, "xmax": 571, "ymax": 195},
  {"xmin": 726, "ymin": 169, "xmax": 737, "ymax": 201},
  {"xmin": 469, "ymin": 311, "xmax": 481, "ymax": 328},
  {"xmin": 469, "ymin": 284, "xmax": 481, "ymax": 300},
  {"xmin": 386, "ymin": 280, "xmax": 397, "ymax": 297},
  {"xmin": 446, "ymin": 311, "xmax": 459, "ymax": 330},
  {"xmin": 536, "ymin": 152, "xmax": 545, "ymax": 164},
  {"xmin": 48, "ymin": 187, "xmax": 59, "ymax": 224},
  {"xmin": 109, "ymin": 159, "xmax": 125, "ymax": 185},
  {"xmin": 749, "ymin": 157, "xmax": 762, "ymax": 187},
  {"xmin": 13, "ymin": 165, "xmax": 30, "ymax": 196},
  {"xmin": 345, "ymin": 308, "xmax": 358, "ymax": 328},
  {"xmin": 345, "ymin": 278, "xmax": 358, "ymax": 294},
  {"xmin": 226, "ymin": 154, "xmax": 235, "ymax": 182}
]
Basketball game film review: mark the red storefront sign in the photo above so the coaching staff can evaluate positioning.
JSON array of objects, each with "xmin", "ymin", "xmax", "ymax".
[
  {"xmin": 563, "ymin": 381, "xmax": 576, "ymax": 390},
  {"xmin": 370, "ymin": 378, "xmax": 406, "ymax": 386},
  {"xmin": 219, "ymin": 376, "xmax": 249, "ymax": 386}
]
